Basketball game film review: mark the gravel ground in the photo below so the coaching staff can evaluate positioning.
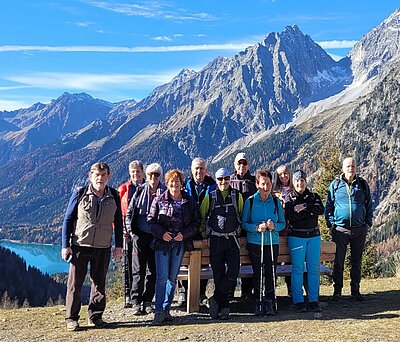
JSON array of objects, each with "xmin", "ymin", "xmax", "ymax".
[{"xmin": 1, "ymin": 278, "xmax": 400, "ymax": 342}]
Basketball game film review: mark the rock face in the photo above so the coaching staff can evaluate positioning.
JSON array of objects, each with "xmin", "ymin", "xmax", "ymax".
[
  {"xmin": 350, "ymin": 8, "xmax": 400, "ymax": 85},
  {"xmin": 0, "ymin": 9, "xmax": 399, "ymax": 231}
]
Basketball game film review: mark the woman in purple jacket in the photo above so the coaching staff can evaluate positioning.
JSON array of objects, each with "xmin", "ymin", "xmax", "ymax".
[{"xmin": 147, "ymin": 169, "xmax": 200, "ymax": 325}]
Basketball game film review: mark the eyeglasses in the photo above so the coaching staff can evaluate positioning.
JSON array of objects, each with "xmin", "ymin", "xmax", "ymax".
[
  {"xmin": 148, "ymin": 172, "xmax": 161, "ymax": 178},
  {"xmin": 217, "ymin": 176, "xmax": 231, "ymax": 182},
  {"xmin": 237, "ymin": 160, "xmax": 248, "ymax": 166}
]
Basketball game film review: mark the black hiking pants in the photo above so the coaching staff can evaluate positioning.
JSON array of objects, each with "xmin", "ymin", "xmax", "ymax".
[
  {"xmin": 130, "ymin": 230, "xmax": 156, "ymax": 305},
  {"xmin": 209, "ymin": 235, "xmax": 240, "ymax": 308},
  {"xmin": 247, "ymin": 242, "xmax": 279, "ymax": 301},
  {"xmin": 332, "ymin": 225, "xmax": 368, "ymax": 294}
]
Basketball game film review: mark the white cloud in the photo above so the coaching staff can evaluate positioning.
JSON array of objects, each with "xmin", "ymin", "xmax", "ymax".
[
  {"xmin": 0, "ymin": 42, "xmax": 251, "ymax": 53},
  {"xmin": 5, "ymin": 71, "xmax": 179, "ymax": 92},
  {"xmin": 317, "ymin": 40, "xmax": 358, "ymax": 49},
  {"xmin": 152, "ymin": 33, "xmax": 184, "ymax": 41},
  {"xmin": 89, "ymin": 1, "xmax": 215, "ymax": 21},
  {"xmin": 0, "ymin": 99, "xmax": 33, "ymax": 111},
  {"xmin": 152, "ymin": 36, "xmax": 173, "ymax": 42},
  {"xmin": 74, "ymin": 21, "xmax": 94, "ymax": 27}
]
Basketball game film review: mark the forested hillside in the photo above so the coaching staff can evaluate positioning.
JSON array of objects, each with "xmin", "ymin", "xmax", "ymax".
[{"xmin": 0, "ymin": 247, "xmax": 65, "ymax": 307}]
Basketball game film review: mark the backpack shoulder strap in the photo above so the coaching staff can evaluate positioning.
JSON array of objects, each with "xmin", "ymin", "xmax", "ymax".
[
  {"xmin": 332, "ymin": 177, "xmax": 341, "ymax": 202},
  {"xmin": 77, "ymin": 186, "xmax": 88, "ymax": 204},
  {"xmin": 247, "ymin": 195, "xmax": 254, "ymax": 223},
  {"xmin": 230, "ymin": 189, "xmax": 241, "ymax": 224},
  {"xmin": 271, "ymin": 194, "xmax": 279, "ymax": 215}
]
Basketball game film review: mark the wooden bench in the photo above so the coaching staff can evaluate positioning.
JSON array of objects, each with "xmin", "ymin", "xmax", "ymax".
[{"xmin": 177, "ymin": 236, "xmax": 336, "ymax": 313}]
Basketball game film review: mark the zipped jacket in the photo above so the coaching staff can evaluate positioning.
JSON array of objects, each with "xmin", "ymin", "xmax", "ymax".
[
  {"xmin": 147, "ymin": 189, "xmax": 200, "ymax": 251},
  {"xmin": 325, "ymin": 174, "xmax": 373, "ymax": 229},
  {"xmin": 284, "ymin": 189, "xmax": 324, "ymax": 238},
  {"xmin": 242, "ymin": 191, "xmax": 285, "ymax": 245}
]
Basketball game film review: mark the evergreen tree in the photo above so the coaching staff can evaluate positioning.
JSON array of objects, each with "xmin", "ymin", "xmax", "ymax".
[{"xmin": 314, "ymin": 145, "xmax": 341, "ymax": 241}]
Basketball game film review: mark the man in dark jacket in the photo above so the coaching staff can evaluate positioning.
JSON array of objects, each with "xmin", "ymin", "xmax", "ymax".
[
  {"xmin": 61, "ymin": 162, "xmax": 123, "ymax": 331},
  {"xmin": 230, "ymin": 152, "xmax": 257, "ymax": 299},
  {"xmin": 325, "ymin": 157, "xmax": 373, "ymax": 301},
  {"xmin": 117, "ymin": 160, "xmax": 145, "ymax": 308},
  {"xmin": 177, "ymin": 157, "xmax": 216, "ymax": 307}
]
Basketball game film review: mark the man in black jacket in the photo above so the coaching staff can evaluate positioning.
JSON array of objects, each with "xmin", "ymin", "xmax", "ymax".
[{"xmin": 230, "ymin": 152, "xmax": 257, "ymax": 300}]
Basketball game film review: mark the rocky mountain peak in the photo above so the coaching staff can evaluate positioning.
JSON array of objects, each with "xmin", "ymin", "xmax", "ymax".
[{"xmin": 350, "ymin": 7, "xmax": 400, "ymax": 84}]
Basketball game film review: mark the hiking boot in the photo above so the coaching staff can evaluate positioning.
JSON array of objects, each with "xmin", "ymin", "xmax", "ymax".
[
  {"xmin": 131, "ymin": 304, "xmax": 142, "ymax": 315},
  {"xmin": 351, "ymin": 292, "xmax": 365, "ymax": 302},
  {"xmin": 143, "ymin": 302, "xmax": 154, "ymax": 314},
  {"xmin": 330, "ymin": 290, "xmax": 342, "ymax": 302},
  {"xmin": 208, "ymin": 296, "xmax": 219, "ymax": 319},
  {"xmin": 151, "ymin": 312, "xmax": 164, "ymax": 326},
  {"xmin": 309, "ymin": 301, "xmax": 321, "ymax": 312},
  {"xmin": 66, "ymin": 320, "xmax": 80, "ymax": 332},
  {"xmin": 163, "ymin": 309, "xmax": 174, "ymax": 322},
  {"xmin": 263, "ymin": 299, "xmax": 275, "ymax": 316},
  {"xmin": 124, "ymin": 297, "xmax": 133, "ymax": 308},
  {"xmin": 254, "ymin": 300, "xmax": 263, "ymax": 316},
  {"xmin": 294, "ymin": 302, "xmax": 307, "ymax": 313},
  {"xmin": 88, "ymin": 317, "xmax": 107, "ymax": 328},
  {"xmin": 219, "ymin": 307, "xmax": 230, "ymax": 320},
  {"xmin": 200, "ymin": 295, "xmax": 209, "ymax": 307},
  {"xmin": 177, "ymin": 292, "xmax": 186, "ymax": 307}
]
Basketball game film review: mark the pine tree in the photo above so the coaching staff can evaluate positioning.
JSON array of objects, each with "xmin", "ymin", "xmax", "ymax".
[{"xmin": 314, "ymin": 145, "xmax": 341, "ymax": 241}]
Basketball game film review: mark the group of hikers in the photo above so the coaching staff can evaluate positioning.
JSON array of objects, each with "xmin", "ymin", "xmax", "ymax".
[{"xmin": 60, "ymin": 153, "xmax": 373, "ymax": 330}]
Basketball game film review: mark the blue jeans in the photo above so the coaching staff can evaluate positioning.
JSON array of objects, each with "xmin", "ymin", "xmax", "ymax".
[
  {"xmin": 288, "ymin": 235, "xmax": 321, "ymax": 304},
  {"xmin": 154, "ymin": 242, "xmax": 185, "ymax": 312}
]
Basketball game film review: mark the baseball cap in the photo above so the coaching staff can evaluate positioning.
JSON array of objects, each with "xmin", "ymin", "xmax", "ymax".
[
  {"xmin": 234, "ymin": 152, "xmax": 248, "ymax": 164},
  {"xmin": 215, "ymin": 168, "xmax": 230, "ymax": 179}
]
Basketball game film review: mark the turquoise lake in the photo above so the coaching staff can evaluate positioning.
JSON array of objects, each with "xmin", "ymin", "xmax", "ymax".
[{"xmin": 0, "ymin": 240, "xmax": 69, "ymax": 275}]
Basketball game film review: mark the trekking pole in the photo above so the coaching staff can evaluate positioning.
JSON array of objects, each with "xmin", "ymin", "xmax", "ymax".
[
  {"xmin": 123, "ymin": 236, "xmax": 131, "ymax": 308},
  {"xmin": 260, "ymin": 231, "xmax": 264, "ymax": 312},
  {"xmin": 269, "ymin": 229, "xmax": 278, "ymax": 311}
]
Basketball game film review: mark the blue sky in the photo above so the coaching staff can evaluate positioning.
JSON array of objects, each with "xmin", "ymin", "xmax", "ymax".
[{"xmin": 0, "ymin": 0, "xmax": 399, "ymax": 111}]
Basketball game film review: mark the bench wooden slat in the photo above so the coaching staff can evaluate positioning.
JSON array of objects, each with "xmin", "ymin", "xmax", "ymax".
[
  {"xmin": 178, "ymin": 263, "xmax": 333, "ymax": 281},
  {"xmin": 181, "ymin": 237, "xmax": 336, "ymax": 313}
]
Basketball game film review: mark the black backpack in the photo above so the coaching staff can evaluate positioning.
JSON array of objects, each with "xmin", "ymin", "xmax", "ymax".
[{"xmin": 206, "ymin": 188, "xmax": 241, "ymax": 237}]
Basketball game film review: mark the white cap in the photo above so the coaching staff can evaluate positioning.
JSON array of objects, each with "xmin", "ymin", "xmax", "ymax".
[{"xmin": 234, "ymin": 152, "xmax": 248, "ymax": 164}]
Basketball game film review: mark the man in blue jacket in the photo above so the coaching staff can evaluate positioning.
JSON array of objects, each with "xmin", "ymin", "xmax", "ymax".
[{"xmin": 325, "ymin": 157, "xmax": 373, "ymax": 301}]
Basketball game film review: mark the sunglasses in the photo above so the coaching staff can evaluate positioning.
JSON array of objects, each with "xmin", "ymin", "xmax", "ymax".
[
  {"xmin": 217, "ymin": 176, "xmax": 231, "ymax": 182},
  {"xmin": 237, "ymin": 160, "xmax": 248, "ymax": 166},
  {"xmin": 148, "ymin": 172, "xmax": 161, "ymax": 178}
]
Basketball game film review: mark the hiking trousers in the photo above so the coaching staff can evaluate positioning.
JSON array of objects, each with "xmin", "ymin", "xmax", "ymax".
[
  {"xmin": 288, "ymin": 235, "xmax": 320, "ymax": 304},
  {"xmin": 332, "ymin": 225, "xmax": 368, "ymax": 294},
  {"xmin": 247, "ymin": 242, "xmax": 279, "ymax": 301},
  {"xmin": 65, "ymin": 245, "xmax": 110, "ymax": 322},
  {"xmin": 130, "ymin": 230, "xmax": 156, "ymax": 305},
  {"xmin": 209, "ymin": 235, "xmax": 240, "ymax": 308}
]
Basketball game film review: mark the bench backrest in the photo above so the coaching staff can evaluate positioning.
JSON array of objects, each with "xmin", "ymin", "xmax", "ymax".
[{"xmin": 181, "ymin": 237, "xmax": 336, "ymax": 265}]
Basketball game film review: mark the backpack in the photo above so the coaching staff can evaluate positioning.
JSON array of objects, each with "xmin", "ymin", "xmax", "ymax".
[
  {"xmin": 246, "ymin": 194, "xmax": 279, "ymax": 223},
  {"xmin": 332, "ymin": 176, "xmax": 368, "ymax": 203},
  {"xmin": 206, "ymin": 188, "xmax": 241, "ymax": 237}
]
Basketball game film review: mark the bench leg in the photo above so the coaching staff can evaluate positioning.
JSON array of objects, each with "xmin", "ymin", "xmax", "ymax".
[{"xmin": 187, "ymin": 250, "xmax": 201, "ymax": 313}]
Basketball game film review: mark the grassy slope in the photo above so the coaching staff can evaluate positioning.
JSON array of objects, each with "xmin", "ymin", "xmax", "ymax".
[{"xmin": 0, "ymin": 277, "xmax": 399, "ymax": 342}]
